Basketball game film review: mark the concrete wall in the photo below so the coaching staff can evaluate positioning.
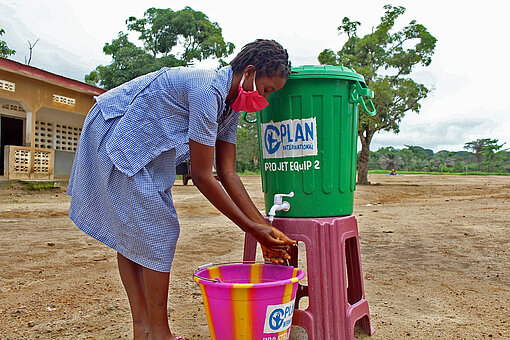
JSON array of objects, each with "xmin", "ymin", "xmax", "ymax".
[{"xmin": 54, "ymin": 150, "xmax": 76, "ymax": 176}]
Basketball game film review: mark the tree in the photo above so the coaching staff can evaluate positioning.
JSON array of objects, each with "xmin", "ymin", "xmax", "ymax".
[
  {"xmin": 377, "ymin": 147, "xmax": 403, "ymax": 170},
  {"xmin": 86, "ymin": 31, "xmax": 185, "ymax": 89},
  {"xmin": 24, "ymin": 38, "xmax": 39, "ymax": 65},
  {"xmin": 0, "ymin": 28, "xmax": 16, "ymax": 58},
  {"xmin": 404, "ymin": 145, "xmax": 434, "ymax": 157},
  {"xmin": 463, "ymin": 138, "xmax": 504, "ymax": 171},
  {"xmin": 236, "ymin": 117, "xmax": 260, "ymax": 173},
  {"xmin": 126, "ymin": 7, "xmax": 234, "ymax": 63},
  {"xmin": 86, "ymin": 7, "xmax": 234, "ymax": 89},
  {"xmin": 494, "ymin": 150, "xmax": 510, "ymax": 173},
  {"xmin": 363, "ymin": 145, "xmax": 509, "ymax": 174},
  {"xmin": 489, "ymin": 149, "xmax": 507, "ymax": 173},
  {"xmin": 432, "ymin": 150, "xmax": 454, "ymax": 173},
  {"xmin": 318, "ymin": 5, "xmax": 437, "ymax": 184},
  {"xmin": 402, "ymin": 145, "xmax": 433, "ymax": 171},
  {"xmin": 472, "ymin": 139, "xmax": 506, "ymax": 172},
  {"xmin": 398, "ymin": 148, "xmax": 414, "ymax": 171}
]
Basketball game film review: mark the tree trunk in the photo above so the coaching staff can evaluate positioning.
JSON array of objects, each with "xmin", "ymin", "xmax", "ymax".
[
  {"xmin": 475, "ymin": 153, "xmax": 482, "ymax": 171},
  {"xmin": 357, "ymin": 129, "xmax": 373, "ymax": 185}
]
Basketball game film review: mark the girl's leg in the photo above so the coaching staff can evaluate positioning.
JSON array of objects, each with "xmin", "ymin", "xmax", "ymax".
[
  {"xmin": 117, "ymin": 253, "xmax": 150, "ymax": 339},
  {"xmin": 141, "ymin": 266, "xmax": 175, "ymax": 340}
]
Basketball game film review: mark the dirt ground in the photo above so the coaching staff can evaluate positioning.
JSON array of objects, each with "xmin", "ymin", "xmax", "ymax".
[{"xmin": 0, "ymin": 174, "xmax": 508, "ymax": 339}]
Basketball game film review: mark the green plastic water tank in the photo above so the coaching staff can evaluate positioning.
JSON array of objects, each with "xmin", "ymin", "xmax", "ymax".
[{"xmin": 252, "ymin": 65, "xmax": 376, "ymax": 218}]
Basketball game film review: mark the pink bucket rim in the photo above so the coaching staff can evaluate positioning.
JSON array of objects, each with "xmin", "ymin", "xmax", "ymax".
[{"xmin": 193, "ymin": 262, "xmax": 305, "ymax": 288}]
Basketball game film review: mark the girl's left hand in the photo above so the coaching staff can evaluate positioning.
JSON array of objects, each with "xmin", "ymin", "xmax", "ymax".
[
  {"xmin": 259, "ymin": 225, "xmax": 296, "ymax": 264},
  {"xmin": 249, "ymin": 223, "xmax": 295, "ymax": 259}
]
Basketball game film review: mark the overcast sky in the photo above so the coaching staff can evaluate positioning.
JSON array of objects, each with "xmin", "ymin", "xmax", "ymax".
[{"xmin": 2, "ymin": 0, "xmax": 509, "ymax": 152}]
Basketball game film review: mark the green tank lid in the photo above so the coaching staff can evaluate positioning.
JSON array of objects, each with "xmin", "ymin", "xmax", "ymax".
[{"xmin": 290, "ymin": 65, "xmax": 366, "ymax": 83}]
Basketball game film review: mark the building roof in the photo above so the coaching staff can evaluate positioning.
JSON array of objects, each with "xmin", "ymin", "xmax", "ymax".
[{"xmin": 0, "ymin": 58, "xmax": 106, "ymax": 96}]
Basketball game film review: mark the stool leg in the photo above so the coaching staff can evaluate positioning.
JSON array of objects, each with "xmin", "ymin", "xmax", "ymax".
[
  {"xmin": 292, "ymin": 309, "xmax": 316, "ymax": 340},
  {"xmin": 358, "ymin": 315, "xmax": 375, "ymax": 336},
  {"xmin": 345, "ymin": 236, "xmax": 363, "ymax": 304},
  {"xmin": 288, "ymin": 242, "xmax": 299, "ymax": 267},
  {"xmin": 342, "ymin": 218, "xmax": 374, "ymax": 338}
]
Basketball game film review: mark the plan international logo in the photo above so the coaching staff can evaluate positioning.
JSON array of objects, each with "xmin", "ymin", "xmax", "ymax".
[
  {"xmin": 262, "ymin": 118, "xmax": 317, "ymax": 159},
  {"xmin": 263, "ymin": 299, "xmax": 295, "ymax": 334}
]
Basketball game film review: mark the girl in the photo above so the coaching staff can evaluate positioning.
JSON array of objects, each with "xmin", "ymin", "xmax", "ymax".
[{"xmin": 68, "ymin": 39, "xmax": 296, "ymax": 340}]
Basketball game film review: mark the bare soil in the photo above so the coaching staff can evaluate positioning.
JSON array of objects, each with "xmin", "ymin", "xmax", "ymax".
[{"xmin": 0, "ymin": 174, "xmax": 508, "ymax": 339}]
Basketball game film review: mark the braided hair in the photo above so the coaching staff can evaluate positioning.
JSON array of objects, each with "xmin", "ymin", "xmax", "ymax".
[{"xmin": 230, "ymin": 39, "xmax": 292, "ymax": 79}]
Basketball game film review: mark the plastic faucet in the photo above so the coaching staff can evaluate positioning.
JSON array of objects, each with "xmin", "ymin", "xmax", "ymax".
[{"xmin": 268, "ymin": 192, "xmax": 294, "ymax": 224}]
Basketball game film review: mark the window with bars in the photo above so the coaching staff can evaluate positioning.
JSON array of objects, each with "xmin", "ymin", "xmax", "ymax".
[
  {"xmin": 33, "ymin": 151, "xmax": 51, "ymax": 173},
  {"xmin": 55, "ymin": 124, "xmax": 81, "ymax": 151},
  {"xmin": 0, "ymin": 79, "xmax": 15, "ymax": 92},
  {"xmin": 34, "ymin": 121, "xmax": 82, "ymax": 152},
  {"xmin": 53, "ymin": 94, "xmax": 76, "ymax": 106},
  {"xmin": 34, "ymin": 121, "xmax": 53, "ymax": 149},
  {"xmin": 14, "ymin": 149, "xmax": 30, "ymax": 172},
  {"xmin": 1, "ymin": 103, "xmax": 25, "ymax": 112}
]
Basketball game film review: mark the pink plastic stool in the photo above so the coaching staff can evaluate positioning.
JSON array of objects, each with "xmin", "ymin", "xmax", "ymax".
[{"xmin": 243, "ymin": 215, "xmax": 374, "ymax": 340}]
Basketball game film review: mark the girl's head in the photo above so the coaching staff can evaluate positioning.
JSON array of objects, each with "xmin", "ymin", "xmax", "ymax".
[{"xmin": 230, "ymin": 39, "xmax": 292, "ymax": 79}]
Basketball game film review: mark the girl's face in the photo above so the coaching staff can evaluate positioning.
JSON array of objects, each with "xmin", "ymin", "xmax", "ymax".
[{"xmin": 249, "ymin": 75, "xmax": 287, "ymax": 100}]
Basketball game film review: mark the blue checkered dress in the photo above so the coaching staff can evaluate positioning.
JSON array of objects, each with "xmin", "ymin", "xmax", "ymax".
[{"xmin": 67, "ymin": 66, "xmax": 238, "ymax": 272}]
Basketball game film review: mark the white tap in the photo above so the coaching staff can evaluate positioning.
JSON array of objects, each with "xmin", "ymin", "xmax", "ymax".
[{"xmin": 268, "ymin": 192, "xmax": 294, "ymax": 224}]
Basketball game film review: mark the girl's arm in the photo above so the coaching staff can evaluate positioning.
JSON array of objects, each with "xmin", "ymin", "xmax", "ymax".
[
  {"xmin": 189, "ymin": 139, "xmax": 292, "ymax": 255},
  {"xmin": 214, "ymin": 140, "xmax": 296, "ymax": 262}
]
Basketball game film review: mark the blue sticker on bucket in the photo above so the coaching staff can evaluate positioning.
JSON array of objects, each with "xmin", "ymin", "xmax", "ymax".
[{"xmin": 263, "ymin": 299, "xmax": 295, "ymax": 333}]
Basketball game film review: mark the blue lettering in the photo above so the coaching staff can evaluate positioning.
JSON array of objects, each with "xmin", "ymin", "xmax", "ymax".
[
  {"xmin": 295, "ymin": 123, "xmax": 304, "ymax": 142},
  {"xmin": 280, "ymin": 124, "xmax": 287, "ymax": 143},
  {"xmin": 286, "ymin": 124, "xmax": 293, "ymax": 142},
  {"xmin": 305, "ymin": 122, "xmax": 314, "ymax": 141}
]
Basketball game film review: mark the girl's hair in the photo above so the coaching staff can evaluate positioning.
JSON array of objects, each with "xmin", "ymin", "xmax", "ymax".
[{"xmin": 230, "ymin": 39, "xmax": 292, "ymax": 79}]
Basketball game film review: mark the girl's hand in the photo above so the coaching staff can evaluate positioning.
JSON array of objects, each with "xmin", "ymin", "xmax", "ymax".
[
  {"xmin": 261, "ymin": 244, "xmax": 291, "ymax": 264},
  {"xmin": 250, "ymin": 224, "xmax": 296, "ymax": 264},
  {"xmin": 268, "ymin": 225, "xmax": 296, "ymax": 246}
]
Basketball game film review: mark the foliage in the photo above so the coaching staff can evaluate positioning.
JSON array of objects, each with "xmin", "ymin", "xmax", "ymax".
[
  {"xmin": 368, "ymin": 169, "xmax": 510, "ymax": 176},
  {"xmin": 86, "ymin": 7, "xmax": 234, "ymax": 89},
  {"xmin": 369, "ymin": 142, "xmax": 510, "ymax": 174},
  {"xmin": 0, "ymin": 28, "xmax": 16, "ymax": 58},
  {"xmin": 236, "ymin": 116, "xmax": 260, "ymax": 173},
  {"xmin": 464, "ymin": 138, "xmax": 506, "ymax": 171},
  {"xmin": 85, "ymin": 31, "xmax": 187, "ymax": 88},
  {"xmin": 24, "ymin": 182, "xmax": 59, "ymax": 190},
  {"xmin": 318, "ymin": 5, "xmax": 437, "ymax": 184},
  {"xmin": 375, "ymin": 146, "xmax": 403, "ymax": 170},
  {"xmin": 126, "ymin": 7, "xmax": 234, "ymax": 62}
]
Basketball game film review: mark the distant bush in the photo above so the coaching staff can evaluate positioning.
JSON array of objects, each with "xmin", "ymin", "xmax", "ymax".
[
  {"xmin": 367, "ymin": 145, "xmax": 509, "ymax": 174},
  {"xmin": 368, "ymin": 170, "xmax": 510, "ymax": 176}
]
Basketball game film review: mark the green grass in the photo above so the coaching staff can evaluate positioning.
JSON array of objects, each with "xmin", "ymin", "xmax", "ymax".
[
  {"xmin": 238, "ymin": 170, "xmax": 260, "ymax": 176},
  {"xmin": 176, "ymin": 171, "xmax": 261, "ymax": 179},
  {"xmin": 368, "ymin": 170, "xmax": 510, "ymax": 176},
  {"xmin": 24, "ymin": 182, "xmax": 59, "ymax": 190}
]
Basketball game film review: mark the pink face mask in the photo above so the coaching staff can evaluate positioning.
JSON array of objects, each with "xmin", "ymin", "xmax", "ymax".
[{"xmin": 230, "ymin": 73, "xmax": 269, "ymax": 113}]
